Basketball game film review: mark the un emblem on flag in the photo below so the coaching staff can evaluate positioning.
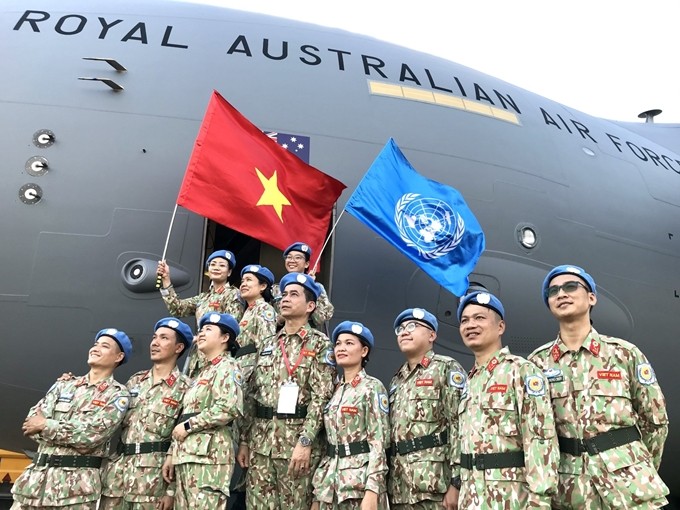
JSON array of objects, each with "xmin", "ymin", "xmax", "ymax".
[{"xmin": 394, "ymin": 193, "xmax": 465, "ymax": 260}]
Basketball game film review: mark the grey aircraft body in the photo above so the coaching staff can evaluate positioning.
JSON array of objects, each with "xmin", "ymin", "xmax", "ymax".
[{"xmin": 1, "ymin": 0, "xmax": 678, "ymax": 505}]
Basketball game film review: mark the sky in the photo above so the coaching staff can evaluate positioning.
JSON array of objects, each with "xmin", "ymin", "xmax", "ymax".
[{"xmin": 184, "ymin": 0, "xmax": 680, "ymax": 124}]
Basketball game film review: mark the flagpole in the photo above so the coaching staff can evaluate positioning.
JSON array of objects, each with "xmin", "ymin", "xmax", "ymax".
[
  {"xmin": 310, "ymin": 207, "xmax": 346, "ymax": 276},
  {"xmin": 156, "ymin": 203, "xmax": 179, "ymax": 288}
]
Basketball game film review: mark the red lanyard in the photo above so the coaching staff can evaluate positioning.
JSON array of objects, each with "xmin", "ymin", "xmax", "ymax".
[{"xmin": 278, "ymin": 335, "xmax": 307, "ymax": 380}]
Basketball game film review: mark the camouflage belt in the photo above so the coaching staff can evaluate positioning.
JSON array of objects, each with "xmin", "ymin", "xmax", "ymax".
[
  {"xmin": 460, "ymin": 451, "xmax": 524, "ymax": 470},
  {"xmin": 255, "ymin": 403, "xmax": 308, "ymax": 420},
  {"xmin": 35, "ymin": 453, "xmax": 103, "ymax": 468},
  {"xmin": 119, "ymin": 441, "xmax": 172, "ymax": 455},
  {"xmin": 234, "ymin": 343, "xmax": 257, "ymax": 359},
  {"xmin": 558, "ymin": 425, "xmax": 640, "ymax": 456},
  {"xmin": 327, "ymin": 440, "xmax": 370, "ymax": 458},
  {"xmin": 389, "ymin": 430, "xmax": 448, "ymax": 456}
]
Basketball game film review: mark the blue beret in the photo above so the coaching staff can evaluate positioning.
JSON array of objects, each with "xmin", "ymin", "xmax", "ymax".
[
  {"xmin": 240, "ymin": 264, "xmax": 275, "ymax": 285},
  {"xmin": 95, "ymin": 328, "xmax": 132, "ymax": 365},
  {"xmin": 199, "ymin": 312, "xmax": 240, "ymax": 339},
  {"xmin": 393, "ymin": 308, "xmax": 438, "ymax": 333},
  {"xmin": 283, "ymin": 242, "xmax": 312, "ymax": 261},
  {"xmin": 542, "ymin": 265, "xmax": 597, "ymax": 306},
  {"xmin": 332, "ymin": 321, "xmax": 374, "ymax": 348},
  {"xmin": 279, "ymin": 272, "xmax": 321, "ymax": 300},
  {"xmin": 154, "ymin": 317, "xmax": 193, "ymax": 351},
  {"xmin": 457, "ymin": 291, "xmax": 505, "ymax": 321},
  {"xmin": 205, "ymin": 250, "xmax": 235, "ymax": 269}
]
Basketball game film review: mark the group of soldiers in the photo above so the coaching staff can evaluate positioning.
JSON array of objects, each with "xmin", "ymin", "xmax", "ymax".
[{"xmin": 11, "ymin": 240, "xmax": 670, "ymax": 509}]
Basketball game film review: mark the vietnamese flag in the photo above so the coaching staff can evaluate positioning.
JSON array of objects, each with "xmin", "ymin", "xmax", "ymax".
[{"xmin": 177, "ymin": 91, "xmax": 346, "ymax": 258}]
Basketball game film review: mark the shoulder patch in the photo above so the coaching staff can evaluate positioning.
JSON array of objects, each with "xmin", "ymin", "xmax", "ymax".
[
  {"xmin": 114, "ymin": 396, "xmax": 129, "ymax": 413},
  {"xmin": 448, "ymin": 370, "xmax": 466, "ymax": 389},
  {"xmin": 388, "ymin": 384, "xmax": 397, "ymax": 395},
  {"xmin": 377, "ymin": 392, "xmax": 389, "ymax": 414},
  {"xmin": 233, "ymin": 369, "xmax": 244, "ymax": 386},
  {"xmin": 263, "ymin": 309, "xmax": 276, "ymax": 322},
  {"xmin": 637, "ymin": 363, "xmax": 656, "ymax": 385},
  {"xmin": 324, "ymin": 348, "xmax": 336, "ymax": 366},
  {"xmin": 525, "ymin": 375, "xmax": 545, "ymax": 396}
]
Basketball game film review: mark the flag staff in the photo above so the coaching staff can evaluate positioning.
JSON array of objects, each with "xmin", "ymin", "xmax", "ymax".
[
  {"xmin": 310, "ymin": 207, "xmax": 346, "ymax": 276},
  {"xmin": 156, "ymin": 203, "xmax": 179, "ymax": 288}
]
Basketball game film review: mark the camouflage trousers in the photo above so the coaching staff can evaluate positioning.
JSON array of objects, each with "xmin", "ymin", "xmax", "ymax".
[
  {"xmin": 99, "ymin": 496, "xmax": 158, "ymax": 510},
  {"xmin": 246, "ymin": 452, "xmax": 318, "ymax": 510},
  {"xmin": 460, "ymin": 477, "xmax": 550, "ymax": 509},
  {"xmin": 391, "ymin": 502, "xmax": 441, "ymax": 510},
  {"xmin": 175, "ymin": 462, "xmax": 229, "ymax": 509},
  {"xmin": 552, "ymin": 470, "xmax": 669, "ymax": 510},
  {"xmin": 318, "ymin": 493, "xmax": 389, "ymax": 509},
  {"xmin": 11, "ymin": 504, "xmax": 96, "ymax": 510}
]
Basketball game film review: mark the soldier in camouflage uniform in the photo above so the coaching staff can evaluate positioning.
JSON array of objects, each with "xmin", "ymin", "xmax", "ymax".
[
  {"xmin": 157, "ymin": 249, "xmax": 244, "ymax": 378},
  {"xmin": 99, "ymin": 318, "xmax": 193, "ymax": 510},
  {"xmin": 312, "ymin": 321, "xmax": 390, "ymax": 510},
  {"xmin": 11, "ymin": 328, "xmax": 132, "ymax": 509},
  {"xmin": 235, "ymin": 264, "xmax": 278, "ymax": 382},
  {"xmin": 237, "ymin": 272, "xmax": 336, "ymax": 509},
  {"xmin": 271, "ymin": 242, "xmax": 334, "ymax": 327},
  {"xmin": 529, "ymin": 265, "xmax": 669, "ymax": 509},
  {"xmin": 454, "ymin": 291, "xmax": 559, "ymax": 509},
  {"xmin": 162, "ymin": 312, "xmax": 244, "ymax": 509},
  {"xmin": 387, "ymin": 308, "xmax": 464, "ymax": 510}
]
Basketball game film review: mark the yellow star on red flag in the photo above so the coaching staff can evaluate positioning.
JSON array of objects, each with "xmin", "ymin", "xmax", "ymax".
[{"xmin": 255, "ymin": 168, "xmax": 291, "ymax": 222}]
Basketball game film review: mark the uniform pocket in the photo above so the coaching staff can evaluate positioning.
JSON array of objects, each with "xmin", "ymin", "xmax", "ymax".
[
  {"xmin": 407, "ymin": 450, "xmax": 448, "ymax": 494},
  {"xmin": 182, "ymin": 432, "xmax": 213, "ymax": 457},
  {"xmin": 146, "ymin": 402, "xmax": 180, "ymax": 438},
  {"xmin": 597, "ymin": 455, "xmax": 669, "ymax": 506},
  {"xmin": 409, "ymin": 386, "xmax": 440, "ymax": 422},
  {"xmin": 481, "ymin": 394, "xmax": 518, "ymax": 437}
]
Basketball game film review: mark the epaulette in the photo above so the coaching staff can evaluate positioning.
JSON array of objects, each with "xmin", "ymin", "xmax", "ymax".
[
  {"xmin": 432, "ymin": 353, "xmax": 455, "ymax": 363},
  {"xmin": 528, "ymin": 340, "xmax": 555, "ymax": 359},
  {"xmin": 596, "ymin": 335, "xmax": 636, "ymax": 350}
]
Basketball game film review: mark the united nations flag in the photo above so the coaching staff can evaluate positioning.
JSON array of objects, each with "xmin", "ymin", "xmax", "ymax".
[{"xmin": 345, "ymin": 138, "xmax": 485, "ymax": 296}]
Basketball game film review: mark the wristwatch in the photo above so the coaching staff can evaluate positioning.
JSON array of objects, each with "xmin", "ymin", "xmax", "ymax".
[
  {"xmin": 183, "ymin": 420, "xmax": 192, "ymax": 432},
  {"xmin": 450, "ymin": 475, "xmax": 461, "ymax": 490},
  {"xmin": 298, "ymin": 435, "xmax": 312, "ymax": 447}
]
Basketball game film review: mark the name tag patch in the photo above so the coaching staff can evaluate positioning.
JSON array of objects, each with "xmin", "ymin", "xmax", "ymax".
[
  {"xmin": 416, "ymin": 378, "xmax": 434, "ymax": 387},
  {"xmin": 162, "ymin": 397, "xmax": 179, "ymax": 408},
  {"xmin": 597, "ymin": 370, "xmax": 621, "ymax": 380},
  {"xmin": 487, "ymin": 384, "xmax": 508, "ymax": 394},
  {"xmin": 341, "ymin": 406, "xmax": 358, "ymax": 415}
]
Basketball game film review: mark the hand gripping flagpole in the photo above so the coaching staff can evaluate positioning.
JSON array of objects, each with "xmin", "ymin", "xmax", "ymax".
[
  {"xmin": 309, "ymin": 207, "xmax": 346, "ymax": 276},
  {"xmin": 156, "ymin": 204, "xmax": 179, "ymax": 288}
]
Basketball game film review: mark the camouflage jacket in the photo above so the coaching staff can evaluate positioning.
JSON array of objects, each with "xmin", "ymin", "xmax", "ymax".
[
  {"xmin": 529, "ymin": 328, "xmax": 669, "ymax": 507},
  {"xmin": 455, "ymin": 347, "xmax": 558, "ymax": 509},
  {"xmin": 313, "ymin": 370, "xmax": 390, "ymax": 503},
  {"xmin": 236, "ymin": 298, "xmax": 277, "ymax": 383},
  {"xmin": 241, "ymin": 323, "xmax": 336, "ymax": 459},
  {"xmin": 12, "ymin": 374, "xmax": 129, "ymax": 506},
  {"xmin": 162, "ymin": 283, "xmax": 244, "ymax": 378},
  {"xmin": 387, "ymin": 350, "xmax": 465, "ymax": 504},
  {"xmin": 172, "ymin": 353, "xmax": 243, "ymax": 466},
  {"xmin": 271, "ymin": 282, "xmax": 334, "ymax": 326},
  {"xmin": 101, "ymin": 366, "xmax": 190, "ymax": 502}
]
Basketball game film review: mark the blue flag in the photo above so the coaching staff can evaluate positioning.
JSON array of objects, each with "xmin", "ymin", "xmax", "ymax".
[{"xmin": 345, "ymin": 138, "xmax": 485, "ymax": 296}]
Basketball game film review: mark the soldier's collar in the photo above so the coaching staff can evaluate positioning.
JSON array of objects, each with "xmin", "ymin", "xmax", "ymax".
[
  {"xmin": 553, "ymin": 328, "xmax": 601, "ymax": 360},
  {"xmin": 248, "ymin": 297, "xmax": 265, "ymax": 309},
  {"xmin": 419, "ymin": 350, "xmax": 435, "ymax": 369},
  {"xmin": 345, "ymin": 369, "xmax": 366, "ymax": 387},
  {"xmin": 278, "ymin": 322, "xmax": 312, "ymax": 340}
]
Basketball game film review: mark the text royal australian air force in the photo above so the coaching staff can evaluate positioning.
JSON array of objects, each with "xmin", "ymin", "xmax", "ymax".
[{"xmin": 11, "ymin": 9, "xmax": 680, "ymax": 178}]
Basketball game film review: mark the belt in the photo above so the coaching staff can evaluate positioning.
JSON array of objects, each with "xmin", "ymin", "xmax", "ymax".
[
  {"xmin": 256, "ymin": 403, "xmax": 308, "ymax": 420},
  {"xmin": 35, "ymin": 453, "xmax": 103, "ymax": 468},
  {"xmin": 118, "ymin": 441, "xmax": 172, "ymax": 455},
  {"xmin": 234, "ymin": 343, "xmax": 257, "ymax": 359},
  {"xmin": 558, "ymin": 426, "xmax": 641, "ymax": 456},
  {"xmin": 389, "ymin": 430, "xmax": 448, "ymax": 456},
  {"xmin": 327, "ymin": 440, "xmax": 370, "ymax": 458},
  {"xmin": 178, "ymin": 412, "xmax": 199, "ymax": 422},
  {"xmin": 460, "ymin": 451, "xmax": 525, "ymax": 470}
]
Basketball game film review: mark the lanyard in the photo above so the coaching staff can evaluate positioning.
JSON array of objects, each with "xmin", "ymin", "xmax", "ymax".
[{"xmin": 278, "ymin": 335, "xmax": 307, "ymax": 380}]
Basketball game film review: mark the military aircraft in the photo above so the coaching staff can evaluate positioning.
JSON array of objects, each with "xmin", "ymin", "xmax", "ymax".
[{"xmin": 1, "ymin": 0, "xmax": 678, "ymax": 506}]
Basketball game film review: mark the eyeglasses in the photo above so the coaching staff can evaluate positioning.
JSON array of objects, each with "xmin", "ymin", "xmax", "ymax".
[
  {"xmin": 285, "ymin": 255, "xmax": 305, "ymax": 262},
  {"xmin": 395, "ymin": 322, "xmax": 431, "ymax": 336},
  {"xmin": 546, "ymin": 280, "xmax": 589, "ymax": 298}
]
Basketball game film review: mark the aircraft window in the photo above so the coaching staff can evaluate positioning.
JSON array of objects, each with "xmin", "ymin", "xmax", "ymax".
[
  {"xmin": 582, "ymin": 147, "xmax": 596, "ymax": 157},
  {"xmin": 516, "ymin": 224, "xmax": 538, "ymax": 249},
  {"xmin": 368, "ymin": 80, "xmax": 520, "ymax": 125}
]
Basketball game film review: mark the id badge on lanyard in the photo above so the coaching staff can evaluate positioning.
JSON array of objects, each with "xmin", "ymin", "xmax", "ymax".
[{"xmin": 277, "ymin": 336, "xmax": 307, "ymax": 414}]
